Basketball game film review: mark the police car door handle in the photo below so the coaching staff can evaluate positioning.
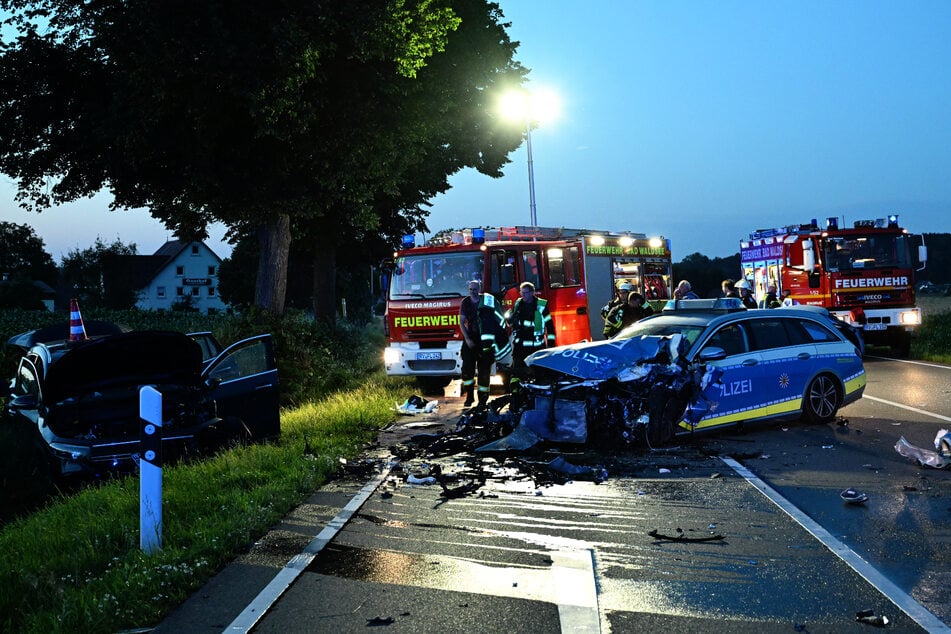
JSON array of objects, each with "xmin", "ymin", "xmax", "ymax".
[
  {"xmin": 742, "ymin": 358, "xmax": 758, "ymax": 366},
  {"xmin": 797, "ymin": 352, "xmax": 811, "ymax": 360}
]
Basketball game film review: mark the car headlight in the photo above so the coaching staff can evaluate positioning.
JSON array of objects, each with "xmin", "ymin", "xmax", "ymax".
[
  {"xmin": 899, "ymin": 310, "xmax": 921, "ymax": 325},
  {"xmin": 383, "ymin": 348, "xmax": 401, "ymax": 365}
]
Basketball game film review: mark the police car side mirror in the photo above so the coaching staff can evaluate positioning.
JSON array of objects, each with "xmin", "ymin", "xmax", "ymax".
[{"xmin": 698, "ymin": 347, "xmax": 727, "ymax": 362}]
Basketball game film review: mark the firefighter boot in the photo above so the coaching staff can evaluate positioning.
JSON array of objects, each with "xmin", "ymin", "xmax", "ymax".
[
  {"xmin": 462, "ymin": 380, "xmax": 475, "ymax": 407},
  {"xmin": 477, "ymin": 386, "xmax": 490, "ymax": 408}
]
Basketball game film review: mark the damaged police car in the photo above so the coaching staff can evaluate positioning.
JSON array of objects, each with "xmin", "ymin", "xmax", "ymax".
[
  {"xmin": 5, "ymin": 329, "xmax": 279, "ymax": 478},
  {"xmin": 519, "ymin": 299, "xmax": 866, "ymax": 448}
]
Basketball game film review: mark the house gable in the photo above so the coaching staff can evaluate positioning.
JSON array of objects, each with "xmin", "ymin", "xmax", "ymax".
[{"xmin": 134, "ymin": 240, "xmax": 227, "ymax": 314}]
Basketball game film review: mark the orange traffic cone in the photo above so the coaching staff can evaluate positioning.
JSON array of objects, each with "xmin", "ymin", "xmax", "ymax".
[{"xmin": 69, "ymin": 298, "xmax": 87, "ymax": 342}]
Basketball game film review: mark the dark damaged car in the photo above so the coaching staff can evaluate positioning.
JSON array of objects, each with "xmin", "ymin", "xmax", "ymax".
[
  {"xmin": 518, "ymin": 299, "xmax": 866, "ymax": 447},
  {"xmin": 5, "ymin": 330, "xmax": 279, "ymax": 478}
]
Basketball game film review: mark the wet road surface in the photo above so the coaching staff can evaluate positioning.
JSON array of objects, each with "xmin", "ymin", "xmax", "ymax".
[{"xmin": 159, "ymin": 359, "xmax": 951, "ymax": 632}]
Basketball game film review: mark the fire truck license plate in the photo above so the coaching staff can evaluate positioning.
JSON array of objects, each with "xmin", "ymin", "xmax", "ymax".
[
  {"xmin": 417, "ymin": 352, "xmax": 442, "ymax": 360},
  {"xmin": 865, "ymin": 323, "xmax": 886, "ymax": 331}
]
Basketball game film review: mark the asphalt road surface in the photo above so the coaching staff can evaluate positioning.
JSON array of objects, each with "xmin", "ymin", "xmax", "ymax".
[{"xmin": 158, "ymin": 357, "xmax": 951, "ymax": 633}]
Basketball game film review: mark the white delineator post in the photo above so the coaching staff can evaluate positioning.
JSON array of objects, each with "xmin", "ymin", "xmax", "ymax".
[{"xmin": 139, "ymin": 385, "xmax": 163, "ymax": 553}]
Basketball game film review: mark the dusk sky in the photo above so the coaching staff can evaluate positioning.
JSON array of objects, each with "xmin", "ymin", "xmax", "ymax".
[{"xmin": 4, "ymin": 1, "xmax": 951, "ymax": 262}]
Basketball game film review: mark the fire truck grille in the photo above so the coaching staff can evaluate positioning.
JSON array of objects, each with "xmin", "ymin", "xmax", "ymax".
[
  {"xmin": 408, "ymin": 360, "xmax": 457, "ymax": 372},
  {"xmin": 406, "ymin": 329, "xmax": 456, "ymax": 341}
]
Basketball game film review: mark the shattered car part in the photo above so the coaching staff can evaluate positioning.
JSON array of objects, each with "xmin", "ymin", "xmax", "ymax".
[
  {"xmin": 895, "ymin": 432, "xmax": 951, "ymax": 468},
  {"xmin": 840, "ymin": 488, "xmax": 869, "ymax": 504}
]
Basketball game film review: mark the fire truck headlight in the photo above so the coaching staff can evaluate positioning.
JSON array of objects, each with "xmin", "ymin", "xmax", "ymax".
[
  {"xmin": 899, "ymin": 310, "xmax": 920, "ymax": 326},
  {"xmin": 383, "ymin": 348, "xmax": 401, "ymax": 365}
]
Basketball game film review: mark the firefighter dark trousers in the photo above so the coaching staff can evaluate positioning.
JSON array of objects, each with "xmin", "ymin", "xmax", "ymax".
[{"xmin": 461, "ymin": 342, "xmax": 493, "ymax": 406}]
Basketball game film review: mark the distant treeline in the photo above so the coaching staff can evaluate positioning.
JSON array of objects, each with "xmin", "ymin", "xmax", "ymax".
[{"xmin": 673, "ymin": 232, "xmax": 950, "ymax": 299}]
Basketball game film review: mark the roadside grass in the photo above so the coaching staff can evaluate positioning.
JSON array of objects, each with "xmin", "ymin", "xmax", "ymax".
[
  {"xmin": 913, "ymin": 298, "xmax": 951, "ymax": 363},
  {"xmin": 0, "ymin": 367, "xmax": 414, "ymax": 633}
]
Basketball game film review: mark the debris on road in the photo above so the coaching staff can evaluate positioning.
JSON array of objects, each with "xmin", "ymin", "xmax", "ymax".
[
  {"xmin": 648, "ymin": 527, "xmax": 725, "ymax": 542},
  {"xmin": 894, "ymin": 430, "xmax": 951, "ymax": 468},
  {"xmin": 855, "ymin": 609, "xmax": 890, "ymax": 627},
  {"xmin": 840, "ymin": 488, "xmax": 869, "ymax": 505},
  {"xmin": 394, "ymin": 395, "xmax": 439, "ymax": 415}
]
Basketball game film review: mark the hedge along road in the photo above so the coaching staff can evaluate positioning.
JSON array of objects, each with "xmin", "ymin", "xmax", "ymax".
[{"xmin": 157, "ymin": 362, "xmax": 951, "ymax": 633}]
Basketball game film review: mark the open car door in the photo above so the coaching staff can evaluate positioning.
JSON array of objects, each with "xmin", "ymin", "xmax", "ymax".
[{"xmin": 203, "ymin": 334, "xmax": 280, "ymax": 440}]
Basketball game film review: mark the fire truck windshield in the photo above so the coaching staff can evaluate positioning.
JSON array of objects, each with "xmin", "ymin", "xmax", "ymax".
[
  {"xmin": 821, "ymin": 234, "xmax": 911, "ymax": 271},
  {"xmin": 389, "ymin": 252, "xmax": 485, "ymax": 300}
]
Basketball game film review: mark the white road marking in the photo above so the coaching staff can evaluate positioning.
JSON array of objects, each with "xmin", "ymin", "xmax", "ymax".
[
  {"xmin": 863, "ymin": 394, "xmax": 951, "ymax": 423},
  {"xmin": 722, "ymin": 456, "xmax": 951, "ymax": 633},
  {"xmin": 224, "ymin": 463, "xmax": 394, "ymax": 633},
  {"xmin": 866, "ymin": 355, "xmax": 951, "ymax": 370},
  {"xmin": 552, "ymin": 548, "xmax": 601, "ymax": 633}
]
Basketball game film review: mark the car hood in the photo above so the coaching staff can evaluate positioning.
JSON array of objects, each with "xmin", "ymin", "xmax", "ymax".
[
  {"xmin": 7, "ymin": 320, "xmax": 126, "ymax": 351},
  {"xmin": 44, "ymin": 331, "xmax": 204, "ymax": 402},
  {"xmin": 525, "ymin": 334, "xmax": 688, "ymax": 380}
]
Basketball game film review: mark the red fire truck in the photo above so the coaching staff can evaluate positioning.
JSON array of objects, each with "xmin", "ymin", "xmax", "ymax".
[
  {"xmin": 740, "ymin": 215, "xmax": 927, "ymax": 355},
  {"xmin": 382, "ymin": 226, "xmax": 672, "ymax": 391}
]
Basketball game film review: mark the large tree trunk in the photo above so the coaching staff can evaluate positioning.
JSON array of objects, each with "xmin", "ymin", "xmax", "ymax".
[
  {"xmin": 312, "ymin": 240, "xmax": 337, "ymax": 325},
  {"xmin": 254, "ymin": 214, "xmax": 291, "ymax": 316}
]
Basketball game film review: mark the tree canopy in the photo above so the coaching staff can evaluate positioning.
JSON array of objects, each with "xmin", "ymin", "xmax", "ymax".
[
  {"xmin": 0, "ymin": 1, "xmax": 528, "ymax": 316},
  {"xmin": 0, "ymin": 221, "xmax": 58, "ymax": 309}
]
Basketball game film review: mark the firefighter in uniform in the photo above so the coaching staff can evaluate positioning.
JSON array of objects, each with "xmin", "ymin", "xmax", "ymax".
[
  {"xmin": 505, "ymin": 282, "xmax": 556, "ymax": 404},
  {"xmin": 459, "ymin": 280, "xmax": 510, "ymax": 407},
  {"xmin": 600, "ymin": 281, "xmax": 633, "ymax": 324}
]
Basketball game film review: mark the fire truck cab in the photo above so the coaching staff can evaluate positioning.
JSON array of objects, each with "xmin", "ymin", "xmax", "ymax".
[
  {"xmin": 740, "ymin": 215, "xmax": 927, "ymax": 356},
  {"xmin": 382, "ymin": 226, "xmax": 672, "ymax": 392}
]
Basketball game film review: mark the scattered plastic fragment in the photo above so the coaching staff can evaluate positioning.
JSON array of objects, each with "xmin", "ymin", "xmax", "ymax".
[
  {"xmin": 855, "ymin": 609, "xmax": 889, "ymax": 627},
  {"xmin": 659, "ymin": 468, "xmax": 671, "ymax": 474},
  {"xmin": 840, "ymin": 488, "xmax": 869, "ymax": 505},
  {"xmin": 406, "ymin": 474, "xmax": 437, "ymax": 485},
  {"xmin": 895, "ymin": 435, "xmax": 951, "ymax": 468},
  {"xmin": 395, "ymin": 395, "xmax": 439, "ymax": 415},
  {"xmin": 648, "ymin": 528, "xmax": 725, "ymax": 542},
  {"xmin": 366, "ymin": 616, "xmax": 396, "ymax": 626}
]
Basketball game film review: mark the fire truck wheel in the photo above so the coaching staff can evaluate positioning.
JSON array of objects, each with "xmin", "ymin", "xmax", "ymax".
[{"xmin": 802, "ymin": 374, "xmax": 841, "ymax": 424}]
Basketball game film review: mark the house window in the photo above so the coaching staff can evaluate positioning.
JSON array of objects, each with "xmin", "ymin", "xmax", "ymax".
[
  {"xmin": 177, "ymin": 287, "xmax": 184, "ymax": 296},
  {"xmin": 191, "ymin": 287, "xmax": 200, "ymax": 297},
  {"xmin": 176, "ymin": 265, "xmax": 184, "ymax": 276},
  {"xmin": 208, "ymin": 287, "xmax": 216, "ymax": 297},
  {"xmin": 208, "ymin": 265, "xmax": 216, "ymax": 276},
  {"xmin": 191, "ymin": 245, "xmax": 199, "ymax": 255},
  {"xmin": 157, "ymin": 286, "xmax": 166, "ymax": 299}
]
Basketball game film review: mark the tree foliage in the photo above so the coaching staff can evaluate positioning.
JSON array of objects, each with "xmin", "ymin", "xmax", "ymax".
[
  {"xmin": 59, "ymin": 237, "xmax": 139, "ymax": 309},
  {"xmin": 0, "ymin": 222, "xmax": 57, "ymax": 309},
  {"xmin": 921, "ymin": 233, "xmax": 951, "ymax": 285},
  {"xmin": 0, "ymin": 1, "xmax": 526, "ymax": 317},
  {"xmin": 673, "ymin": 252, "xmax": 741, "ymax": 299}
]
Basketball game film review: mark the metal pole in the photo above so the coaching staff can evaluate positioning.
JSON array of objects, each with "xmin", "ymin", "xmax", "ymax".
[{"xmin": 526, "ymin": 119, "xmax": 537, "ymax": 227}]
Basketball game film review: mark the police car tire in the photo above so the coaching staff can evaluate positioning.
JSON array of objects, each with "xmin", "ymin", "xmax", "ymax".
[{"xmin": 803, "ymin": 374, "xmax": 841, "ymax": 424}]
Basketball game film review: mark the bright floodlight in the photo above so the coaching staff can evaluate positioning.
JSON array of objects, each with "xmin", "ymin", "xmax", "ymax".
[
  {"xmin": 499, "ymin": 88, "xmax": 561, "ymax": 125},
  {"xmin": 498, "ymin": 87, "xmax": 562, "ymax": 227}
]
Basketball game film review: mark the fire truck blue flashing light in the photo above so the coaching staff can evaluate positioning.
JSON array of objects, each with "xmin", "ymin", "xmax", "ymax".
[
  {"xmin": 472, "ymin": 228, "xmax": 485, "ymax": 244},
  {"xmin": 826, "ymin": 217, "xmax": 838, "ymax": 230},
  {"xmin": 888, "ymin": 214, "xmax": 899, "ymax": 228},
  {"xmin": 401, "ymin": 234, "xmax": 415, "ymax": 249}
]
